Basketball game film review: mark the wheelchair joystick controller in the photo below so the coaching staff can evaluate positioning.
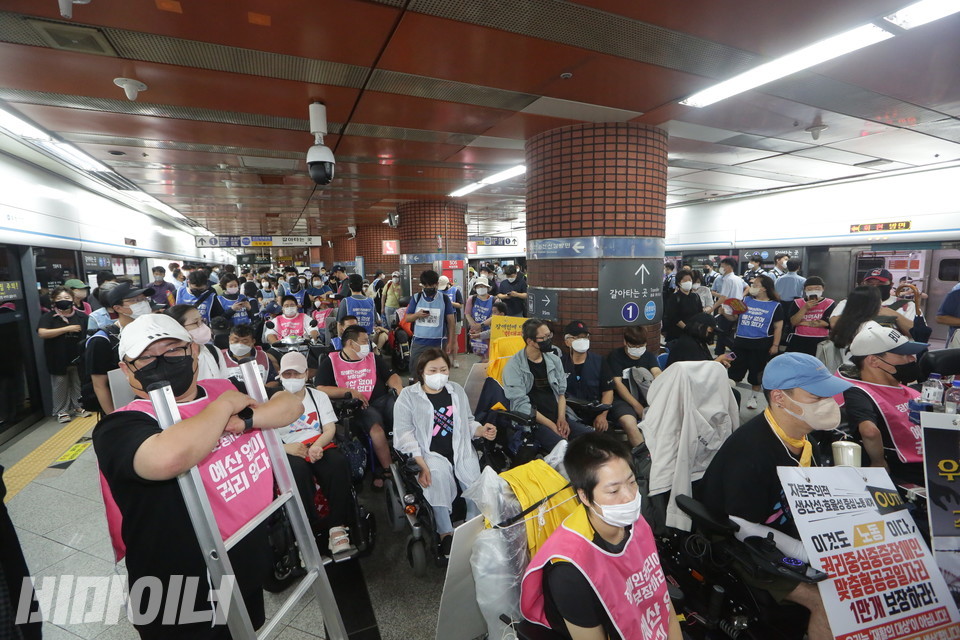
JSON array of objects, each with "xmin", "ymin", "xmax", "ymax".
[{"xmin": 707, "ymin": 584, "xmax": 725, "ymax": 625}]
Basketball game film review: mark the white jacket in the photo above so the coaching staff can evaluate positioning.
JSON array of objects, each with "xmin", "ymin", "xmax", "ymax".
[
  {"xmin": 393, "ymin": 381, "xmax": 482, "ymax": 509},
  {"xmin": 640, "ymin": 360, "xmax": 739, "ymax": 531}
]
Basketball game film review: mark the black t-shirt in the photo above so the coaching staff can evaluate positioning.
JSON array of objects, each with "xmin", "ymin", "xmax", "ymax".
[
  {"xmin": 92, "ymin": 400, "xmax": 269, "ymax": 633},
  {"xmin": 663, "ymin": 291, "xmax": 705, "ymax": 338},
  {"xmin": 528, "ymin": 357, "xmax": 558, "ymax": 422},
  {"xmin": 843, "ymin": 387, "xmax": 924, "ymax": 486},
  {"xmin": 87, "ymin": 322, "xmax": 122, "ymax": 376},
  {"xmin": 698, "ymin": 412, "xmax": 810, "ymax": 538},
  {"xmin": 665, "ymin": 335, "xmax": 713, "ymax": 368},
  {"xmin": 543, "ymin": 514, "xmax": 630, "ymax": 640},
  {"xmin": 315, "ymin": 352, "xmax": 394, "ymax": 402},
  {"xmin": 497, "ymin": 277, "xmax": 528, "ymax": 317},
  {"xmin": 605, "ymin": 348, "xmax": 659, "ymax": 386},
  {"xmin": 427, "ymin": 388, "xmax": 455, "ymax": 463},
  {"xmin": 37, "ymin": 310, "xmax": 89, "ymax": 374}
]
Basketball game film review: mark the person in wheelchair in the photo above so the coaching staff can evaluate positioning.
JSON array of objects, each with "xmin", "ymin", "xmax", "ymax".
[
  {"xmin": 504, "ymin": 319, "xmax": 594, "ymax": 454},
  {"xmin": 520, "ymin": 432, "xmax": 682, "ymax": 640},
  {"xmin": 221, "ymin": 323, "xmax": 280, "ymax": 390},
  {"xmin": 560, "ymin": 321, "xmax": 613, "ymax": 432},
  {"xmin": 838, "ymin": 321, "xmax": 927, "ymax": 486},
  {"xmin": 264, "ymin": 295, "xmax": 319, "ymax": 345},
  {"xmin": 315, "ymin": 324, "xmax": 401, "ymax": 490},
  {"xmin": 605, "ymin": 325, "xmax": 662, "ymax": 447},
  {"xmin": 393, "ymin": 348, "xmax": 497, "ymax": 557},
  {"xmin": 699, "ymin": 352, "xmax": 853, "ymax": 640},
  {"xmin": 272, "ymin": 352, "xmax": 356, "ymax": 556}
]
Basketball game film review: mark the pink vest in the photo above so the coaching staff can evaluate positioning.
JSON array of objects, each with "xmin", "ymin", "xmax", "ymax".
[
  {"xmin": 793, "ymin": 298, "xmax": 834, "ymax": 338},
  {"xmin": 98, "ymin": 379, "xmax": 274, "ymax": 562},
  {"xmin": 521, "ymin": 508, "xmax": 672, "ymax": 639},
  {"xmin": 312, "ymin": 307, "xmax": 333, "ymax": 325},
  {"xmin": 275, "ymin": 313, "xmax": 307, "ymax": 338},
  {"xmin": 329, "ymin": 352, "xmax": 377, "ymax": 401},
  {"xmin": 836, "ymin": 372, "xmax": 922, "ymax": 463},
  {"xmin": 220, "ymin": 346, "xmax": 270, "ymax": 384}
]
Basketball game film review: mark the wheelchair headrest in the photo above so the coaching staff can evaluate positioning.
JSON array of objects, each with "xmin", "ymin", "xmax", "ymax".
[
  {"xmin": 674, "ymin": 494, "xmax": 739, "ymax": 537},
  {"xmin": 919, "ymin": 348, "xmax": 960, "ymax": 381}
]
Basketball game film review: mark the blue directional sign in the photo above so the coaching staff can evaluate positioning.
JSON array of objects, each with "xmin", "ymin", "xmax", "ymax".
[
  {"xmin": 528, "ymin": 236, "xmax": 664, "ymax": 260},
  {"xmin": 597, "ymin": 258, "xmax": 663, "ymax": 327}
]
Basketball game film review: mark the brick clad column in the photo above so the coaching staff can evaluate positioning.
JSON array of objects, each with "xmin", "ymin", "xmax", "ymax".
[
  {"xmin": 397, "ymin": 200, "xmax": 467, "ymax": 278},
  {"xmin": 319, "ymin": 244, "xmax": 334, "ymax": 268},
  {"xmin": 526, "ymin": 123, "xmax": 667, "ymax": 353},
  {"xmin": 355, "ymin": 223, "xmax": 400, "ymax": 277},
  {"xmin": 333, "ymin": 236, "xmax": 357, "ymax": 265}
]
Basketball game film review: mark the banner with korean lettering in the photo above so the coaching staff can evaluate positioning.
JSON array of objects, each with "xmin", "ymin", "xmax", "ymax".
[
  {"xmin": 489, "ymin": 315, "xmax": 526, "ymax": 342},
  {"xmin": 201, "ymin": 430, "xmax": 273, "ymax": 540},
  {"xmin": 922, "ymin": 412, "xmax": 960, "ymax": 612},
  {"xmin": 778, "ymin": 466, "xmax": 960, "ymax": 640}
]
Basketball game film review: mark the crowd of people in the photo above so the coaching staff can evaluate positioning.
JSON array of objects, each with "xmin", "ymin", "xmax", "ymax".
[{"xmin": 14, "ymin": 253, "xmax": 957, "ymax": 640}]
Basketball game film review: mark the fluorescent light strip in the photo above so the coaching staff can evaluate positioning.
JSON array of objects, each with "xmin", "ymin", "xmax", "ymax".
[
  {"xmin": 449, "ymin": 164, "xmax": 525, "ymax": 197},
  {"xmin": 0, "ymin": 108, "xmax": 51, "ymax": 141},
  {"xmin": 884, "ymin": 0, "xmax": 960, "ymax": 29},
  {"xmin": 680, "ymin": 23, "xmax": 893, "ymax": 108}
]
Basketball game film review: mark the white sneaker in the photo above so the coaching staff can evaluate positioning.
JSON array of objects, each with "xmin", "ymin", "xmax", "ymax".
[
  {"xmin": 57, "ymin": 413, "xmax": 71, "ymax": 424},
  {"xmin": 328, "ymin": 526, "xmax": 354, "ymax": 556},
  {"xmin": 746, "ymin": 394, "xmax": 759, "ymax": 410}
]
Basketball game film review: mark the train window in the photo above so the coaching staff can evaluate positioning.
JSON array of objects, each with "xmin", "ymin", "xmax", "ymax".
[{"xmin": 939, "ymin": 259, "xmax": 960, "ymax": 282}]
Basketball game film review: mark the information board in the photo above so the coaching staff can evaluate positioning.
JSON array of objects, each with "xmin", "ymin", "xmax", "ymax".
[
  {"xmin": 526, "ymin": 287, "xmax": 559, "ymax": 321},
  {"xmin": 922, "ymin": 412, "xmax": 960, "ymax": 611},
  {"xmin": 597, "ymin": 259, "xmax": 663, "ymax": 327},
  {"xmin": 779, "ymin": 466, "xmax": 960, "ymax": 640},
  {"xmin": 489, "ymin": 316, "xmax": 526, "ymax": 342}
]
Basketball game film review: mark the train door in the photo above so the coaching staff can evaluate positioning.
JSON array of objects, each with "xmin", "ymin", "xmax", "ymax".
[{"xmin": 927, "ymin": 249, "xmax": 960, "ymax": 344}]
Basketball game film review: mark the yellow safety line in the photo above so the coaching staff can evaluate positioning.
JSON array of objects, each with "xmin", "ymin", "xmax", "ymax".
[{"xmin": 2, "ymin": 415, "xmax": 98, "ymax": 503}]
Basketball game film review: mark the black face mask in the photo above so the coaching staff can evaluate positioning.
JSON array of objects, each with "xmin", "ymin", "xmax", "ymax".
[
  {"xmin": 537, "ymin": 338, "xmax": 553, "ymax": 352},
  {"xmin": 55, "ymin": 299, "xmax": 74, "ymax": 311},
  {"xmin": 877, "ymin": 284, "xmax": 892, "ymax": 300},
  {"xmin": 133, "ymin": 354, "xmax": 197, "ymax": 397},
  {"xmin": 423, "ymin": 287, "xmax": 437, "ymax": 297},
  {"xmin": 189, "ymin": 288, "xmax": 205, "ymax": 297},
  {"xmin": 878, "ymin": 358, "xmax": 920, "ymax": 385}
]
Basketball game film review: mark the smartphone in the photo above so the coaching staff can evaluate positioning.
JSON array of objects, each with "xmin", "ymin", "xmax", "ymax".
[{"xmin": 727, "ymin": 353, "xmax": 737, "ymax": 360}]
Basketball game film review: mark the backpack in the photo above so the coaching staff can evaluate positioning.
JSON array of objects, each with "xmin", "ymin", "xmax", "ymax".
[{"xmin": 78, "ymin": 324, "xmax": 122, "ymax": 413}]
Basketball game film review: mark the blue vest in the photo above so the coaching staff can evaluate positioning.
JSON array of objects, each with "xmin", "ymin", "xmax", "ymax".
[
  {"xmin": 736, "ymin": 298, "xmax": 780, "ymax": 340},
  {"xmin": 218, "ymin": 294, "xmax": 251, "ymax": 325},
  {"xmin": 331, "ymin": 336, "xmax": 342, "ymax": 351},
  {"xmin": 176, "ymin": 287, "xmax": 215, "ymax": 323},
  {"xmin": 411, "ymin": 292, "xmax": 446, "ymax": 341},
  {"xmin": 344, "ymin": 295, "xmax": 376, "ymax": 334},
  {"xmin": 287, "ymin": 288, "xmax": 306, "ymax": 311},
  {"xmin": 470, "ymin": 295, "xmax": 493, "ymax": 324}
]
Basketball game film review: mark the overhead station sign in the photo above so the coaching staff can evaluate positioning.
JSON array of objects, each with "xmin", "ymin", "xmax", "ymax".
[
  {"xmin": 195, "ymin": 235, "xmax": 323, "ymax": 248},
  {"xmin": 850, "ymin": 221, "xmax": 912, "ymax": 233},
  {"xmin": 597, "ymin": 259, "xmax": 663, "ymax": 327}
]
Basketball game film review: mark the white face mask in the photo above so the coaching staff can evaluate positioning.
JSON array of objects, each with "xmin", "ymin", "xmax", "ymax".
[
  {"xmin": 748, "ymin": 286, "xmax": 761, "ymax": 297},
  {"xmin": 679, "ymin": 281, "xmax": 693, "ymax": 292},
  {"xmin": 781, "ymin": 394, "xmax": 841, "ymax": 431},
  {"xmin": 805, "ymin": 289, "xmax": 823, "ymax": 299},
  {"xmin": 127, "ymin": 300, "xmax": 152, "ymax": 319},
  {"xmin": 626, "ymin": 346, "xmax": 646, "ymax": 358},
  {"xmin": 281, "ymin": 377, "xmax": 306, "ymax": 394},
  {"xmin": 229, "ymin": 343, "xmax": 252, "ymax": 358},
  {"xmin": 507, "ymin": 277, "xmax": 516, "ymax": 283},
  {"xmin": 590, "ymin": 490, "xmax": 642, "ymax": 528},
  {"xmin": 226, "ymin": 287, "xmax": 239, "ymax": 295},
  {"xmin": 154, "ymin": 276, "xmax": 164, "ymax": 283},
  {"xmin": 313, "ymin": 280, "xmax": 322, "ymax": 287},
  {"xmin": 314, "ymin": 299, "xmax": 323, "ymax": 308},
  {"xmin": 424, "ymin": 373, "xmax": 448, "ymax": 390},
  {"xmin": 355, "ymin": 343, "xmax": 371, "ymax": 358},
  {"xmin": 476, "ymin": 287, "xmax": 488, "ymax": 296},
  {"xmin": 188, "ymin": 324, "xmax": 212, "ymax": 345},
  {"xmin": 282, "ymin": 307, "xmax": 298, "ymax": 318},
  {"xmin": 571, "ymin": 338, "xmax": 590, "ymax": 353},
  {"xmin": 262, "ymin": 282, "xmax": 270, "ymax": 289},
  {"xmin": 392, "ymin": 277, "xmax": 400, "ymax": 284}
]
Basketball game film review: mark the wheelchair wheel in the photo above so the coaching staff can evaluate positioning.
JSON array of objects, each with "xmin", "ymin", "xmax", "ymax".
[
  {"xmin": 384, "ymin": 477, "xmax": 407, "ymax": 533},
  {"xmin": 407, "ymin": 537, "xmax": 428, "ymax": 577}
]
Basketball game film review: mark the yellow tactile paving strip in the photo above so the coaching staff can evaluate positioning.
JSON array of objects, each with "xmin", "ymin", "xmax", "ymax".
[{"xmin": 2, "ymin": 415, "xmax": 98, "ymax": 503}]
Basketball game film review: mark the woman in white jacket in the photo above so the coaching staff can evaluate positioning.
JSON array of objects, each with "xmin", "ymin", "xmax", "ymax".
[{"xmin": 393, "ymin": 347, "xmax": 496, "ymax": 556}]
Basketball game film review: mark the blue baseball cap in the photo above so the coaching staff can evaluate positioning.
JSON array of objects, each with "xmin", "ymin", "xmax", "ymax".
[{"xmin": 762, "ymin": 353, "xmax": 853, "ymax": 397}]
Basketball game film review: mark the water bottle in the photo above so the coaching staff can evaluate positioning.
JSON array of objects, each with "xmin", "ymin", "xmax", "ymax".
[
  {"xmin": 921, "ymin": 373, "xmax": 945, "ymax": 406},
  {"xmin": 946, "ymin": 381, "xmax": 960, "ymax": 415}
]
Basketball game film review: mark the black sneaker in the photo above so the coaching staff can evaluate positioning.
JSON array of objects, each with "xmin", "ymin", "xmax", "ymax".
[{"xmin": 440, "ymin": 535, "xmax": 453, "ymax": 559}]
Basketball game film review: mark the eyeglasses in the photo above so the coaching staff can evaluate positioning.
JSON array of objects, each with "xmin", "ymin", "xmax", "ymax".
[
  {"xmin": 537, "ymin": 333, "xmax": 554, "ymax": 341},
  {"xmin": 127, "ymin": 344, "xmax": 191, "ymax": 372},
  {"xmin": 183, "ymin": 318, "xmax": 207, "ymax": 330}
]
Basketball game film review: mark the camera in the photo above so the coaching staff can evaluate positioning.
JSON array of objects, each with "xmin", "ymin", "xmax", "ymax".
[{"xmin": 307, "ymin": 143, "xmax": 335, "ymax": 185}]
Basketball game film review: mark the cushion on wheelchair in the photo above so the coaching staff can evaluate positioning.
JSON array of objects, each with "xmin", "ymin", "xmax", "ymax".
[
  {"xmin": 674, "ymin": 494, "xmax": 739, "ymax": 537},
  {"xmin": 487, "ymin": 336, "xmax": 526, "ymax": 384}
]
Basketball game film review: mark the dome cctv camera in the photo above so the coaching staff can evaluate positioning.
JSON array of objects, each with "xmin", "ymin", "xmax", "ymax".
[{"xmin": 307, "ymin": 102, "xmax": 335, "ymax": 186}]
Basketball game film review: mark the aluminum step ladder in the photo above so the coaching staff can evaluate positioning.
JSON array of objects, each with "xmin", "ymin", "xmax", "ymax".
[{"xmin": 144, "ymin": 359, "xmax": 347, "ymax": 639}]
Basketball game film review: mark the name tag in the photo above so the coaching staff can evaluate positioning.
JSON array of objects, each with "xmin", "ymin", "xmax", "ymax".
[{"xmin": 418, "ymin": 307, "xmax": 441, "ymax": 327}]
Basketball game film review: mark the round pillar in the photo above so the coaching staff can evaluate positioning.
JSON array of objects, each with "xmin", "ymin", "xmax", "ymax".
[
  {"xmin": 397, "ymin": 199, "xmax": 467, "ymax": 280},
  {"xmin": 319, "ymin": 244, "xmax": 334, "ymax": 269},
  {"xmin": 526, "ymin": 122, "xmax": 667, "ymax": 353},
  {"xmin": 355, "ymin": 223, "xmax": 400, "ymax": 277}
]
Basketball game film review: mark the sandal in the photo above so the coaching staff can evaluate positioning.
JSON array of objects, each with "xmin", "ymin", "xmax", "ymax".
[
  {"xmin": 328, "ymin": 526, "xmax": 354, "ymax": 555},
  {"xmin": 372, "ymin": 468, "xmax": 392, "ymax": 491}
]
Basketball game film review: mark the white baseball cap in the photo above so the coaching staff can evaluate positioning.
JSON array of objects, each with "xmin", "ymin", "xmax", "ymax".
[
  {"xmin": 119, "ymin": 314, "xmax": 193, "ymax": 360},
  {"xmin": 474, "ymin": 276, "xmax": 490, "ymax": 287},
  {"xmin": 849, "ymin": 321, "xmax": 928, "ymax": 357},
  {"xmin": 279, "ymin": 352, "xmax": 308, "ymax": 374},
  {"xmin": 437, "ymin": 275, "xmax": 450, "ymax": 290}
]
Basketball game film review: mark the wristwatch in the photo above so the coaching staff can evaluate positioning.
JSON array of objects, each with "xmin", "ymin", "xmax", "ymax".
[{"xmin": 238, "ymin": 407, "xmax": 255, "ymax": 433}]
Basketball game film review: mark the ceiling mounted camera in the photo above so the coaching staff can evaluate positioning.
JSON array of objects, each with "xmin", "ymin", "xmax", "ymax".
[{"xmin": 307, "ymin": 102, "xmax": 335, "ymax": 186}]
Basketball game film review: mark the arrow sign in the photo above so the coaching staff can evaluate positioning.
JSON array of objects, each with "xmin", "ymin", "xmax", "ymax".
[
  {"xmin": 572, "ymin": 241, "xmax": 584, "ymax": 254},
  {"xmin": 542, "ymin": 295, "xmax": 550, "ymax": 307},
  {"xmin": 635, "ymin": 263, "xmax": 650, "ymax": 284},
  {"xmin": 196, "ymin": 237, "xmax": 207, "ymax": 247}
]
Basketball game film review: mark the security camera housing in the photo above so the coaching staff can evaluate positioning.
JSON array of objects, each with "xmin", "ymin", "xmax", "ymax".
[{"xmin": 307, "ymin": 144, "xmax": 335, "ymax": 186}]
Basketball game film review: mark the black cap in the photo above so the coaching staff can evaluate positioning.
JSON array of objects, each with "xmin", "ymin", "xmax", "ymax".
[
  {"xmin": 564, "ymin": 321, "xmax": 589, "ymax": 336},
  {"xmin": 106, "ymin": 282, "xmax": 155, "ymax": 307}
]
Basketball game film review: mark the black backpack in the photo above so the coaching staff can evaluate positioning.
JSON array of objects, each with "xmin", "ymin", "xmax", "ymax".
[{"xmin": 78, "ymin": 324, "xmax": 121, "ymax": 413}]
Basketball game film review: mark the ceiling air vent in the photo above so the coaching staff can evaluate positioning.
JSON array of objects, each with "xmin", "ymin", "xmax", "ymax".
[
  {"xmin": 26, "ymin": 19, "xmax": 117, "ymax": 56},
  {"xmin": 89, "ymin": 170, "xmax": 138, "ymax": 191}
]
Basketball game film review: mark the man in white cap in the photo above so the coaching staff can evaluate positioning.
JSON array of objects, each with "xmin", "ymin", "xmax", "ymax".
[
  {"xmin": 839, "ymin": 320, "xmax": 927, "ymax": 487},
  {"xmin": 93, "ymin": 314, "xmax": 301, "ymax": 638},
  {"xmin": 700, "ymin": 352, "xmax": 854, "ymax": 640}
]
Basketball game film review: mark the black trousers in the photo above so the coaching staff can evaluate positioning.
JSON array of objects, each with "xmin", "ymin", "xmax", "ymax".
[
  {"xmin": 727, "ymin": 341, "xmax": 773, "ymax": 387},
  {"xmin": 288, "ymin": 449, "xmax": 353, "ymax": 532}
]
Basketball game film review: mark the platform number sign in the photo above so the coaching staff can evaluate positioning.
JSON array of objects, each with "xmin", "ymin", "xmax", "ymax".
[{"xmin": 598, "ymin": 259, "xmax": 663, "ymax": 327}]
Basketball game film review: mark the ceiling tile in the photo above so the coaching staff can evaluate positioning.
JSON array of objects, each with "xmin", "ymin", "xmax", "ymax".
[{"xmin": 828, "ymin": 129, "xmax": 960, "ymax": 166}]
